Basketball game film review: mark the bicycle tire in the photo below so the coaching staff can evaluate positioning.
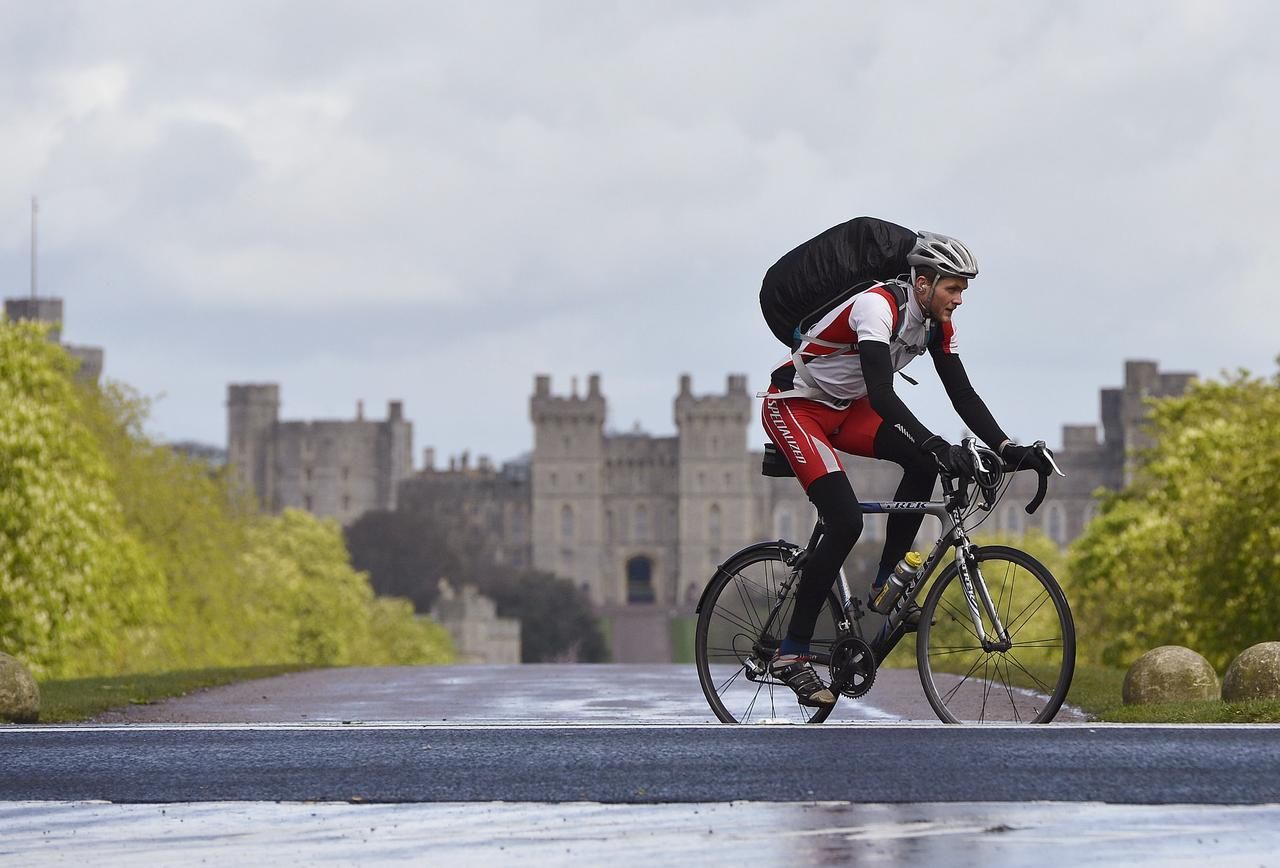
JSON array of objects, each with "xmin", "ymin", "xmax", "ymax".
[
  {"xmin": 916, "ymin": 545, "xmax": 1075, "ymax": 724},
  {"xmin": 695, "ymin": 544, "xmax": 842, "ymax": 724}
]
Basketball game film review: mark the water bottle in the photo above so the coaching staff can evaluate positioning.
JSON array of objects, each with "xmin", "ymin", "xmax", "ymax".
[{"xmin": 870, "ymin": 551, "xmax": 924, "ymax": 614}]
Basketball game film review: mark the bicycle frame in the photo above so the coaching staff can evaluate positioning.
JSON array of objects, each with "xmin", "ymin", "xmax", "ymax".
[{"xmin": 808, "ymin": 477, "xmax": 1012, "ymax": 663}]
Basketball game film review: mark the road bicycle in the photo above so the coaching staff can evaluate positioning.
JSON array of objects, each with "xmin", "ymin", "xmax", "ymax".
[{"xmin": 694, "ymin": 440, "xmax": 1074, "ymax": 724}]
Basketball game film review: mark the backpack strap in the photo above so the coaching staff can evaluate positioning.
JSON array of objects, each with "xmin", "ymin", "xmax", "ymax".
[{"xmin": 787, "ymin": 280, "xmax": 913, "ymax": 402}]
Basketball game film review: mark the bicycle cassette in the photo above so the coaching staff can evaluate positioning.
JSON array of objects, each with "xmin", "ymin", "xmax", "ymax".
[{"xmin": 829, "ymin": 636, "xmax": 877, "ymax": 698}]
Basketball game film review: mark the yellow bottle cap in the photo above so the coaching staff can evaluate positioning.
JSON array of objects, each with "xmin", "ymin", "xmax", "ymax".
[{"xmin": 905, "ymin": 551, "xmax": 924, "ymax": 568}]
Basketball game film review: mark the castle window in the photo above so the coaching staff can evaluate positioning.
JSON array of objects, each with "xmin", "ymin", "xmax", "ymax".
[
  {"xmin": 1046, "ymin": 502, "xmax": 1067, "ymax": 546},
  {"xmin": 724, "ymin": 471, "xmax": 733, "ymax": 487},
  {"xmin": 776, "ymin": 507, "xmax": 794, "ymax": 542},
  {"xmin": 636, "ymin": 505, "xmax": 649, "ymax": 540},
  {"xmin": 305, "ymin": 467, "xmax": 313, "ymax": 482},
  {"xmin": 550, "ymin": 472, "xmax": 558, "ymax": 488},
  {"xmin": 626, "ymin": 556, "xmax": 655, "ymax": 604},
  {"xmin": 1003, "ymin": 504, "xmax": 1024, "ymax": 535},
  {"xmin": 1082, "ymin": 501, "xmax": 1099, "ymax": 527},
  {"xmin": 342, "ymin": 495, "xmax": 350, "ymax": 511},
  {"xmin": 304, "ymin": 495, "xmax": 313, "ymax": 511},
  {"xmin": 709, "ymin": 503, "xmax": 722, "ymax": 542},
  {"xmin": 577, "ymin": 472, "xmax": 585, "ymax": 487},
  {"xmin": 563, "ymin": 435, "xmax": 571, "ymax": 452},
  {"xmin": 561, "ymin": 505, "xmax": 574, "ymax": 541}
]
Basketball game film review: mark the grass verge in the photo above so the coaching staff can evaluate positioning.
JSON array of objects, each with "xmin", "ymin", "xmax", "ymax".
[
  {"xmin": 887, "ymin": 649, "xmax": 1280, "ymax": 723},
  {"xmin": 35, "ymin": 664, "xmax": 316, "ymax": 724}
]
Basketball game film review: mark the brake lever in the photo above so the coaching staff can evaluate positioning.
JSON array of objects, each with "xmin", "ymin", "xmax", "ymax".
[
  {"xmin": 963, "ymin": 437, "xmax": 994, "ymax": 475},
  {"xmin": 1024, "ymin": 440, "xmax": 1064, "ymax": 514},
  {"xmin": 1035, "ymin": 440, "xmax": 1066, "ymax": 477}
]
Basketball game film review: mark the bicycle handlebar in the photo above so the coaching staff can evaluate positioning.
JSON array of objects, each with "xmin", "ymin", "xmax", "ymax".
[{"xmin": 942, "ymin": 438, "xmax": 1065, "ymax": 515}]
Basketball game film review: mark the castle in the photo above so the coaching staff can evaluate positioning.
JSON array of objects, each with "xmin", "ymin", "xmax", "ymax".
[
  {"xmin": 3, "ymin": 297, "xmax": 104, "ymax": 382},
  {"xmin": 226, "ymin": 384, "xmax": 413, "ymax": 524},
  {"xmin": 232, "ymin": 360, "xmax": 1192, "ymax": 662}
]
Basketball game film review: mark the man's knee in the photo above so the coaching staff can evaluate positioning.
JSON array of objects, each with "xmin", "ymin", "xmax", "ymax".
[{"xmin": 807, "ymin": 471, "xmax": 864, "ymax": 545}]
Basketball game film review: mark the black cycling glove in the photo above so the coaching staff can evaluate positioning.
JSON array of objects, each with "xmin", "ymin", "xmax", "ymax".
[
  {"xmin": 921, "ymin": 435, "xmax": 972, "ymax": 478},
  {"xmin": 1001, "ymin": 442, "xmax": 1053, "ymax": 475}
]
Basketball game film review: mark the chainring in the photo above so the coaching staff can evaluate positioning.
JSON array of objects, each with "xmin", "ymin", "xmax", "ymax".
[{"xmin": 828, "ymin": 636, "xmax": 877, "ymax": 698}]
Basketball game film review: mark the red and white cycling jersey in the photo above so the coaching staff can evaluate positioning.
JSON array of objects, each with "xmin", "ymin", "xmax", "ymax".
[{"xmin": 770, "ymin": 283, "xmax": 956, "ymax": 408}]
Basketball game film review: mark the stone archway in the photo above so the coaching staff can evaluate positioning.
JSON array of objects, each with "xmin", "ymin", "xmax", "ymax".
[{"xmin": 626, "ymin": 555, "xmax": 656, "ymax": 604}]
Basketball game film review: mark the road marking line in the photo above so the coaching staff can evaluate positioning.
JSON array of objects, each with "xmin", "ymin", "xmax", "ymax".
[{"xmin": 4, "ymin": 722, "xmax": 1280, "ymax": 734}]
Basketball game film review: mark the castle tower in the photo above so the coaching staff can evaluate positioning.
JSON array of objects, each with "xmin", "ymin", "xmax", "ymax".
[
  {"xmin": 227, "ymin": 384, "xmax": 280, "ymax": 508},
  {"xmin": 1118, "ymin": 360, "xmax": 1195, "ymax": 484},
  {"xmin": 675, "ymin": 373, "xmax": 753, "ymax": 602},
  {"xmin": 530, "ymin": 374, "xmax": 607, "ymax": 602}
]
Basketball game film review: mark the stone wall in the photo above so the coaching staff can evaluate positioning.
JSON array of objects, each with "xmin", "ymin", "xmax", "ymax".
[
  {"xmin": 226, "ymin": 386, "xmax": 412, "ymax": 525},
  {"xmin": 430, "ymin": 581, "xmax": 521, "ymax": 665}
]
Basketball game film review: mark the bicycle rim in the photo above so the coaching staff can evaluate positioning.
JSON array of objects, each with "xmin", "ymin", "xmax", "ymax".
[
  {"xmin": 916, "ymin": 545, "xmax": 1075, "ymax": 724},
  {"xmin": 695, "ymin": 548, "xmax": 841, "ymax": 724}
]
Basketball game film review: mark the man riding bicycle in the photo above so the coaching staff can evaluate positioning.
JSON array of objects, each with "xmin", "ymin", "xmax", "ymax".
[{"xmin": 759, "ymin": 217, "xmax": 1054, "ymax": 707}]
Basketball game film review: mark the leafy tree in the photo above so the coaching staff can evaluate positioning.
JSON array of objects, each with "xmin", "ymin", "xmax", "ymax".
[
  {"xmin": 345, "ymin": 508, "xmax": 462, "ymax": 611},
  {"xmin": 1067, "ymin": 366, "xmax": 1280, "ymax": 670},
  {"xmin": 345, "ymin": 509, "xmax": 608, "ymax": 662},
  {"xmin": 243, "ymin": 509, "xmax": 453, "ymax": 666},
  {"xmin": 1, "ymin": 319, "xmax": 452, "ymax": 676},
  {"xmin": 473, "ymin": 567, "xmax": 609, "ymax": 663},
  {"xmin": 0, "ymin": 321, "xmax": 163, "ymax": 678}
]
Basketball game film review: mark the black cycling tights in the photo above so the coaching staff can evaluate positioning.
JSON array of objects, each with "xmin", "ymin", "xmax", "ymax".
[{"xmin": 785, "ymin": 423, "xmax": 939, "ymax": 646}]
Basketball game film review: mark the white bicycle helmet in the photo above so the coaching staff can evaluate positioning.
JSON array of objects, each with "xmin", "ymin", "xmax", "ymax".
[{"xmin": 908, "ymin": 231, "xmax": 979, "ymax": 279}]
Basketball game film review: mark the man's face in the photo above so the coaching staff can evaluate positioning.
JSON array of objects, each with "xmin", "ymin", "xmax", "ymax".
[{"xmin": 916, "ymin": 276, "xmax": 967, "ymax": 322}]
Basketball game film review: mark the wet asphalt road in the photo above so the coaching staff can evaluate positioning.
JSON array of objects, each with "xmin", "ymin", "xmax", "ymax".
[
  {"xmin": 2, "ymin": 722, "xmax": 1280, "ymax": 804},
  {"xmin": 4, "ymin": 665, "xmax": 1280, "ymax": 864}
]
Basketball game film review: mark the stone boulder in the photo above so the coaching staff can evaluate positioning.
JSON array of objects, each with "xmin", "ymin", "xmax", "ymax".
[
  {"xmin": 0, "ymin": 653, "xmax": 40, "ymax": 723},
  {"xmin": 1222, "ymin": 642, "xmax": 1280, "ymax": 702},
  {"xmin": 1122, "ymin": 645, "xmax": 1219, "ymax": 705}
]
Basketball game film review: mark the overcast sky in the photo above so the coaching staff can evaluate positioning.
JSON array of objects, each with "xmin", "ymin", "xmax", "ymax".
[{"xmin": 2, "ymin": 1, "xmax": 1276, "ymax": 468}]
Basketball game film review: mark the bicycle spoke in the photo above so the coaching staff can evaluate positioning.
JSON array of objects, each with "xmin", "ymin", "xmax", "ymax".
[
  {"xmin": 715, "ymin": 665, "xmax": 747, "ymax": 695},
  {"xmin": 996, "ymin": 656, "xmax": 1022, "ymax": 723},
  {"xmin": 712, "ymin": 606, "xmax": 759, "ymax": 637},
  {"xmin": 942, "ymin": 652, "xmax": 989, "ymax": 704},
  {"xmin": 1003, "ymin": 589, "xmax": 1052, "ymax": 636},
  {"xmin": 1004, "ymin": 648, "xmax": 1057, "ymax": 697},
  {"xmin": 1010, "ymin": 637, "xmax": 1064, "ymax": 649},
  {"xmin": 730, "ymin": 578, "xmax": 763, "ymax": 630},
  {"xmin": 980, "ymin": 657, "xmax": 994, "ymax": 723},
  {"xmin": 928, "ymin": 644, "xmax": 988, "ymax": 656},
  {"xmin": 937, "ymin": 598, "xmax": 984, "ymax": 643}
]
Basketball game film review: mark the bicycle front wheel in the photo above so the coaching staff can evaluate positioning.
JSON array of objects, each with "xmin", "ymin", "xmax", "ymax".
[
  {"xmin": 694, "ymin": 545, "xmax": 842, "ymax": 724},
  {"xmin": 916, "ymin": 545, "xmax": 1075, "ymax": 724}
]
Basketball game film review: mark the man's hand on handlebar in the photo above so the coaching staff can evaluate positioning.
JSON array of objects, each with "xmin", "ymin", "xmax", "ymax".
[
  {"xmin": 921, "ymin": 435, "xmax": 974, "ymax": 478},
  {"xmin": 1001, "ymin": 442, "xmax": 1054, "ymax": 476},
  {"xmin": 1013, "ymin": 440, "xmax": 1065, "ymax": 514}
]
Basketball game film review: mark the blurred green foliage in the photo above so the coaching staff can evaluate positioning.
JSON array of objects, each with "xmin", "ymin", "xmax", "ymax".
[
  {"xmin": 0, "ymin": 319, "xmax": 452, "ymax": 678},
  {"xmin": 1068, "ymin": 365, "xmax": 1280, "ymax": 671}
]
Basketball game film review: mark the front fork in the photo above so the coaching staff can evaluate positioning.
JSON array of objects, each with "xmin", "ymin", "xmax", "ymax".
[{"xmin": 954, "ymin": 539, "xmax": 1011, "ymax": 651}]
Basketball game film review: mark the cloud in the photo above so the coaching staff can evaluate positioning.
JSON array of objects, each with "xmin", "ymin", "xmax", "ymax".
[{"xmin": 1, "ymin": 1, "xmax": 1277, "ymax": 464}]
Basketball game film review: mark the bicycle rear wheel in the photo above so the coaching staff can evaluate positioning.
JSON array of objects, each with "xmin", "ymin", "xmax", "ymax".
[
  {"xmin": 695, "ymin": 544, "xmax": 842, "ymax": 724},
  {"xmin": 916, "ymin": 545, "xmax": 1075, "ymax": 724}
]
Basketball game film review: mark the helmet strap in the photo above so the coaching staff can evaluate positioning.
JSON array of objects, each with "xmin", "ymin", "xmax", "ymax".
[{"xmin": 913, "ymin": 270, "xmax": 937, "ymax": 321}]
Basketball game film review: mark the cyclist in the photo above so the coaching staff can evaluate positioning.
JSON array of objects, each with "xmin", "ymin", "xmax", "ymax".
[{"xmin": 759, "ymin": 220, "xmax": 1053, "ymax": 707}]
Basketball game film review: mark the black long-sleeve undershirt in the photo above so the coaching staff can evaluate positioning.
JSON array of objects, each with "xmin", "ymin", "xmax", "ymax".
[
  {"xmin": 859, "ymin": 341, "xmax": 933, "ymax": 447},
  {"xmin": 858, "ymin": 340, "xmax": 1009, "ymax": 450}
]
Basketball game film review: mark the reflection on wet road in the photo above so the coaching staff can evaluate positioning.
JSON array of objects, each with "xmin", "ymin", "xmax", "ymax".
[
  {"xmin": 89, "ymin": 664, "xmax": 1086, "ymax": 725},
  {"xmin": 3, "ymin": 800, "xmax": 1279, "ymax": 866}
]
